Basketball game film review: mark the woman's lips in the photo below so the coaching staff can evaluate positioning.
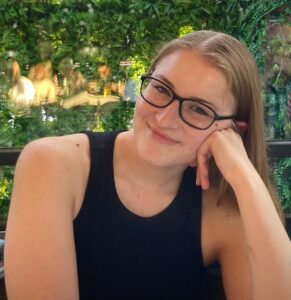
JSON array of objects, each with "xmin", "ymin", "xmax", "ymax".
[{"xmin": 148, "ymin": 125, "xmax": 178, "ymax": 144}]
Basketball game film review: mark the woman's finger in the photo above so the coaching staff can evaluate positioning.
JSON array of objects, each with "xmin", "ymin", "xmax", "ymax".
[
  {"xmin": 196, "ymin": 142, "xmax": 212, "ymax": 190},
  {"xmin": 196, "ymin": 169, "xmax": 201, "ymax": 186}
]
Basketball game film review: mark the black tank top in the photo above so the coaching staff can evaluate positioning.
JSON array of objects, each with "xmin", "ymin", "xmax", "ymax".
[{"xmin": 73, "ymin": 131, "xmax": 205, "ymax": 299}]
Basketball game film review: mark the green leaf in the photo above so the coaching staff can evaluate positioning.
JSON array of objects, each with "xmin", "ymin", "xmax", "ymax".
[
  {"xmin": 152, "ymin": 4, "xmax": 160, "ymax": 18},
  {"xmin": 200, "ymin": 7, "xmax": 211, "ymax": 15},
  {"xmin": 117, "ymin": 14, "xmax": 123, "ymax": 23}
]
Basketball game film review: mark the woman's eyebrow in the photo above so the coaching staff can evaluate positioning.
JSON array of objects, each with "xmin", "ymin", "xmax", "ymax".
[
  {"xmin": 188, "ymin": 97, "xmax": 218, "ymax": 110},
  {"xmin": 155, "ymin": 74, "xmax": 175, "ymax": 89},
  {"xmin": 155, "ymin": 74, "xmax": 218, "ymax": 110}
]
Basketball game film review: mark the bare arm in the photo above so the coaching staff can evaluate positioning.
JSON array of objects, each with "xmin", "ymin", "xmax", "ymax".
[
  {"xmin": 4, "ymin": 135, "xmax": 88, "ymax": 299},
  {"xmin": 202, "ymin": 187, "xmax": 252, "ymax": 299},
  {"xmin": 229, "ymin": 168, "xmax": 291, "ymax": 299},
  {"xmin": 197, "ymin": 129, "xmax": 291, "ymax": 300}
]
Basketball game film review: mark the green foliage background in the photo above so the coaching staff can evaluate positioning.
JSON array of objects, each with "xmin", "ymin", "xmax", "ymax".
[
  {"xmin": 0, "ymin": 0, "xmax": 288, "ymax": 82},
  {"xmin": 0, "ymin": 0, "xmax": 290, "ymax": 220}
]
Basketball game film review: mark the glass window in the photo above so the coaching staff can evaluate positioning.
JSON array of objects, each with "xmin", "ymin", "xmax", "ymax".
[{"xmin": 0, "ymin": 2, "xmax": 290, "ymax": 220}]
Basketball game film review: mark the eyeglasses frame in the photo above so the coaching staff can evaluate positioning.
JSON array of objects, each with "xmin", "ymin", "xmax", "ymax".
[{"xmin": 140, "ymin": 75, "xmax": 236, "ymax": 130}]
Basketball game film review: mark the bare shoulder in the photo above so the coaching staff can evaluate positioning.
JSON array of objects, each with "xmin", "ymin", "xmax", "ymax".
[
  {"xmin": 202, "ymin": 187, "xmax": 241, "ymax": 257},
  {"xmin": 19, "ymin": 133, "xmax": 89, "ymax": 166},
  {"xmin": 204, "ymin": 187, "xmax": 242, "ymax": 230},
  {"xmin": 5, "ymin": 133, "xmax": 90, "ymax": 299},
  {"xmin": 202, "ymin": 187, "xmax": 252, "ymax": 299},
  {"xmin": 14, "ymin": 133, "xmax": 91, "ymax": 217}
]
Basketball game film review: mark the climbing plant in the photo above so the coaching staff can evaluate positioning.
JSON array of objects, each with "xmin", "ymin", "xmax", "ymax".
[{"xmin": 0, "ymin": 0, "xmax": 290, "ymax": 221}]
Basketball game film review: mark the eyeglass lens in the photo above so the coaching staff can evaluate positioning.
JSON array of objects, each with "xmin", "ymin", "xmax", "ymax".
[{"xmin": 141, "ymin": 77, "xmax": 216, "ymax": 129}]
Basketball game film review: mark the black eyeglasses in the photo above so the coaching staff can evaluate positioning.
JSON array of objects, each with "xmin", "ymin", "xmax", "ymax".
[{"xmin": 140, "ymin": 75, "xmax": 236, "ymax": 130}]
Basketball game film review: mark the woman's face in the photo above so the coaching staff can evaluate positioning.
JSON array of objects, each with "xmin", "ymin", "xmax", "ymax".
[{"xmin": 133, "ymin": 49, "xmax": 236, "ymax": 168}]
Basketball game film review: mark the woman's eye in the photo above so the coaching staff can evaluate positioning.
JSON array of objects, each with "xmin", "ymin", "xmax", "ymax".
[
  {"xmin": 189, "ymin": 104, "xmax": 208, "ymax": 116},
  {"xmin": 154, "ymin": 84, "xmax": 170, "ymax": 96},
  {"xmin": 196, "ymin": 106, "xmax": 208, "ymax": 115}
]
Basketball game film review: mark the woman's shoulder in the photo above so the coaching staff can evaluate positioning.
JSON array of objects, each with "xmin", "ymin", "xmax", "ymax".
[
  {"xmin": 202, "ymin": 186, "xmax": 240, "ymax": 221},
  {"xmin": 19, "ymin": 133, "xmax": 90, "ymax": 167},
  {"xmin": 201, "ymin": 186, "xmax": 243, "ymax": 263},
  {"xmin": 16, "ymin": 133, "xmax": 91, "ymax": 216},
  {"xmin": 5, "ymin": 135, "xmax": 90, "ymax": 298},
  {"xmin": 202, "ymin": 186, "xmax": 252, "ymax": 298}
]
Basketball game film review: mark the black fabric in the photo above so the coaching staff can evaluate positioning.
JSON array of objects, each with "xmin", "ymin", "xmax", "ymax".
[{"xmin": 73, "ymin": 131, "xmax": 205, "ymax": 300}]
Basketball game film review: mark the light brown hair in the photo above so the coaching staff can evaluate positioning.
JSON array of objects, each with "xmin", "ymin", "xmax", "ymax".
[
  {"xmin": 149, "ymin": 30, "xmax": 284, "ymax": 221},
  {"xmin": 7, "ymin": 60, "xmax": 21, "ymax": 86},
  {"xmin": 28, "ymin": 61, "xmax": 52, "ymax": 81}
]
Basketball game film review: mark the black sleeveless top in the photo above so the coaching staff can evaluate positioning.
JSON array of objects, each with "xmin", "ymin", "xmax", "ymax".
[{"xmin": 73, "ymin": 131, "xmax": 205, "ymax": 299}]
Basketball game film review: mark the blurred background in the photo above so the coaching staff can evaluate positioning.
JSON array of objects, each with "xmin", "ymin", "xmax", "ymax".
[{"xmin": 0, "ymin": 1, "xmax": 290, "ymax": 298}]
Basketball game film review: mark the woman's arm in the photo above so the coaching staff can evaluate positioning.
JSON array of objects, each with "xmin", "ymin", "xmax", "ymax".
[
  {"xmin": 4, "ymin": 135, "xmax": 88, "ymax": 299},
  {"xmin": 197, "ymin": 128, "xmax": 291, "ymax": 300}
]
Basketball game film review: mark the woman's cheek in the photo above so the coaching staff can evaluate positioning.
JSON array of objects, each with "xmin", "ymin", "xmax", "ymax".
[
  {"xmin": 134, "ymin": 97, "xmax": 150, "ymax": 119},
  {"xmin": 184, "ymin": 130, "xmax": 213, "ymax": 162},
  {"xmin": 132, "ymin": 98, "xmax": 143, "ymax": 125}
]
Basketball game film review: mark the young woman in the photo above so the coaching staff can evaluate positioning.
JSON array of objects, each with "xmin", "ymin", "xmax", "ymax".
[
  {"xmin": 28, "ymin": 61, "xmax": 57, "ymax": 105},
  {"xmin": 7, "ymin": 60, "xmax": 35, "ymax": 106},
  {"xmin": 5, "ymin": 31, "xmax": 291, "ymax": 299}
]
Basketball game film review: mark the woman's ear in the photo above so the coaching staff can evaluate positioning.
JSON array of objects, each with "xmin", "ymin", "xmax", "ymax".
[{"xmin": 234, "ymin": 121, "xmax": 248, "ymax": 138}]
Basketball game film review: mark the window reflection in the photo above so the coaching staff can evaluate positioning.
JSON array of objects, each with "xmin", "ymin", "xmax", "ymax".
[
  {"xmin": 7, "ymin": 60, "xmax": 35, "ymax": 106},
  {"xmin": 0, "ymin": 3, "xmax": 288, "ymax": 146},
  {"xmin": 264, "ymin": 23, "xmax": 291, "ymax": 140},
  {"xmin": 5, "ymin": 58, "xmax": 135, "ymax": 111}
]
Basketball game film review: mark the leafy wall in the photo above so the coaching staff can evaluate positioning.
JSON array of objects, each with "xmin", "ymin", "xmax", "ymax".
[
  {"xmin": 0, "ymin": 1, "xmax": 288, "ymax": 86},
  {"xmin": 0, "ymin": 0, "xmax": 290, "ymax": 219}
]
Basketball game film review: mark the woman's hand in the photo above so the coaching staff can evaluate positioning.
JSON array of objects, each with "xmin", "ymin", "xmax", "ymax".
[
  {"xmin": 195, "ymin": 121, "xmax": 250, "ymax": 190},
  {"xmin": 196, "ymin": 122, "xmax": 291, "ymax": 300}
]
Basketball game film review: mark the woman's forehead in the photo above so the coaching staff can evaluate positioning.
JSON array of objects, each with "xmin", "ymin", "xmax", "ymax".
[
  {"xmin": 153, "ymin": 50, "xmax": 236, "ymax": 113},
  {"xmin": 155, "ymin": 49, "xmax": 216, "ymax": 74}
]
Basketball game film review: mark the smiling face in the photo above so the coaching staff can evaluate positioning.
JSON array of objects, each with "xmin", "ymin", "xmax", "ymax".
[{"xmin": 133, "ymin": 49, "xmax": 236, "ymax": 168}]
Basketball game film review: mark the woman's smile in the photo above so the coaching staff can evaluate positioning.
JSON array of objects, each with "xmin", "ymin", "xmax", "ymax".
[{"xmin": 147, "ymin": 125, "xmax": 179, "ymax": 145}]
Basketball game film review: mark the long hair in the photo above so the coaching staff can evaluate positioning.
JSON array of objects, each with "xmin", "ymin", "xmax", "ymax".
[
  {"xmin": 149, "ymin": 30, "xmax": 284, "ymax": 221},
  {"xmin": 7, "ymin": 60, "xmax": 21, "ymax": 86},
  {"xmin": 7, "ymin": 60, "xmax": 26, "ymax": 95},
  {"xmin": 28, "ymin": 61, "xmax": 52, "ymax": 82}
]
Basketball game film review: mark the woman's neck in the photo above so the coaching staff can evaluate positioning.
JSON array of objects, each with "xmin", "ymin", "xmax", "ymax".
[{"xmin": 114, "ymin": 131, "xmax": 186, "ymax": 193}]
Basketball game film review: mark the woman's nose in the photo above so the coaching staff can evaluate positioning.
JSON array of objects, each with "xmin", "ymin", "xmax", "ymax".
[{"xmin": 155, "ymin": 100, "xmax": 181, "ymax": 128}]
